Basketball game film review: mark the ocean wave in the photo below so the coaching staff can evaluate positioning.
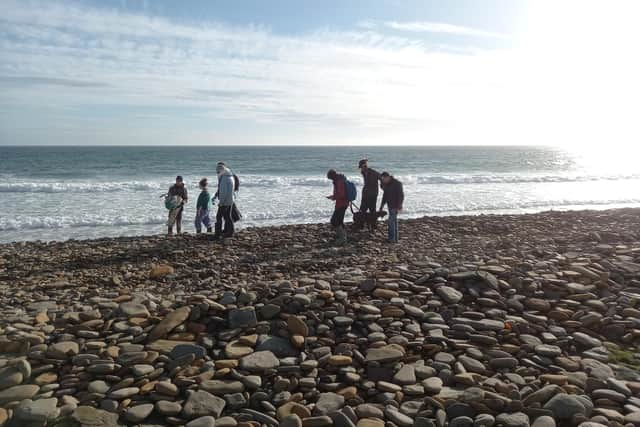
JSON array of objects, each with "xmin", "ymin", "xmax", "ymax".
[
  {"xmin": 5, "ymin": 196, "xmax": 640, "ymax": 233},
  {"xmin": 402, "ymin": 197, "xmax": 640, "ymax": 216},
  {"xmin": 0, "ymin": 215, "xmax": 166, "ymax": 231},
  {"xmin": 0, "ymin": 181, "xmax": 163, "ymax": 193},
  {"xmin": 204, "ymin": 173, "xmax": 640, "ymax": 187},
  {"xmin": 1, "ymin": 172, "xmax": 640, "ymax": 194},
  {"xmin": 0, "ymin": 176, "xmax": 332, "ymax": 193},
  {"xmin": 242, "ymin": 176, "xmax": 329, "ymax": 188},
  {"xmin": 245, "ymin": 173, "xmax": 640, "ymax": 187},
  {"xmin": 245, "ymin": 207, "xmax": 328, "ymax": 221},
  {"xmin": 402, "ymin": 173, "xmax": 640, "ymax": 185}
]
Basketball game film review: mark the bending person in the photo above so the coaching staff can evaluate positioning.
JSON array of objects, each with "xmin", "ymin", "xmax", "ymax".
[{"xmin": 379, "ymin": 172, "xmax": 404, "ymax": 244}]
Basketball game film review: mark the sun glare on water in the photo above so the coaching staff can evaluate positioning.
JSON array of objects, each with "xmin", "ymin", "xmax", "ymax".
[{"xmin": 566, "ymin": 145, "xmax": 640, "ymax": 176}]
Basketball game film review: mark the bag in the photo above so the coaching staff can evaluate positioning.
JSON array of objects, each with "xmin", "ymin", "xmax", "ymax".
[
  {"xmin": 231, "ymin": 203, "xmax": 242, "ymax": 222},
  {"xmin": 164, "ymin": 195, "xmax": 182, "ymax": 210},
  {"xmin": 344, "ymin": 179, "xmax": 357, "ymax": 202},
  {"xmin": 233, "ymin": 174, "xmax": 240, "ymax": 192}
]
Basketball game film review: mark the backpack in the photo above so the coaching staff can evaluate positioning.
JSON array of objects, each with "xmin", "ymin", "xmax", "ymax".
[
  {"xmin": 344, "ymin": 179, "xmax": 357, "ymax": 202},
  {"xmin": 232, "ymin": 174, "xmax": 240, "ymax": 192}
]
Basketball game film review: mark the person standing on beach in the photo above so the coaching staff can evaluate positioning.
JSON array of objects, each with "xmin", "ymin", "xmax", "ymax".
[
  {"xmin": 213, "ymin": 163, "xmax": 235, "ymax": 240},
  {"xmin": 326, "ymin": 169, "xmax": 348, "ymax": 245},
  {"xmin": 194, "ymin": 178, "xmax": 212, "ymax": 234},
  {"xmin": 167, "ymin": 176, "xmax": 188, "ymax": 235},
  {"xmin": 358, "ymin": 158, "xmax": 380, "ymax": 220},
  {"xmin": 379, "ymin": 172, "xmax": 404, "ymax": 243},
  {"xmin": 213, "ymin": 161, "xmax": 240, "ymax": 198}
]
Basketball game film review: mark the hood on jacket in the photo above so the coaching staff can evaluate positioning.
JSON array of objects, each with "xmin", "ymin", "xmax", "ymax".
[{"xmin": 217, "ymin": 166, "xmax": 233, "ymax": 178}]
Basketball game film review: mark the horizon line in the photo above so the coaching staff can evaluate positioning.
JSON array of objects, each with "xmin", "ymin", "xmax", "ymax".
[{"xmin": 0, "ymin": 144, "xmax": 557, "ymax": 148}]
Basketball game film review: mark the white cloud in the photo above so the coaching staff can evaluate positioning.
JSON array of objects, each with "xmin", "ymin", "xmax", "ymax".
[
  {"xmin": 384, "ymin": 21, "xmax": 509, "ymax": 39},
  {"xmin": 0, "ymin": 0, "xmax": 519, "ymax": 145}
]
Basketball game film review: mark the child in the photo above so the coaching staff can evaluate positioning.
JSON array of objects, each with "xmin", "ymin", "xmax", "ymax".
[{"xmin": 195, "ymin": 178, "xmax": 212, "ymax": 233}]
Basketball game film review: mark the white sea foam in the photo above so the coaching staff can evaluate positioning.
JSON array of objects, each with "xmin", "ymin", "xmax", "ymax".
[
  {"xmin": 2, "ymin": 172, "xmax": 640, "ymax": 194},
  {"xmin": 0, "ymin": 215, "xmax": 166, "ymax": 231},
  {"xmin": 0, "ymin": 181, "xmax": 162, "ymax": 193},
  {"xmin": 404, "ymin": 173, "xmax": 640, "ymax": 185},
  {"xmin": 4, "ymin": 196, "xmax": 640, "ymax": 233},
  {"xmin": 400, "ymin": 197, "xmax": 640, "ymax": 215}
]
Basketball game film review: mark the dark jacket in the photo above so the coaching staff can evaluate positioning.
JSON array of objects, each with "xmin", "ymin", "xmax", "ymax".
[
  {"xmin": 380, "ymin": 177, "xmax": 404, "ymax": 211},
  {"xmin": 331, "ymin": 175, "xmax": 349, "ymax": 209},
  {"xmin": 168, "ymin": 184, "xmax": 188, "ymax": 203},
  {"xmin": 361, "ymin": 168, "xmax": 380, "ymax": 197}
]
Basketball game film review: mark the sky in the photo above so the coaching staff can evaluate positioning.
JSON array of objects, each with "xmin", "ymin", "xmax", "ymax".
[{"xmin": 0, "ymin": 0, "xmax": 639, "ymax": 147}]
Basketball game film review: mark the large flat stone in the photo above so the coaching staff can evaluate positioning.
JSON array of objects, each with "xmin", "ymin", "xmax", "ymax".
[
  {"xmin": 0, "ymin": 384, "xmax": 40, "ymax": 405},
  {"xmin": 147, "ymin": 306, "xmax": 191, "ymax": 342},
  {"xmin": 182, "ymin": 390, "xmax": 226, "ymax": 419},
  {"xmin": 365, "ymin": 344, "xmax": 405, "ymax": 363},
  {"xmin": 240, "ymin": 350, "xmax": 280, "ymax": 372}
]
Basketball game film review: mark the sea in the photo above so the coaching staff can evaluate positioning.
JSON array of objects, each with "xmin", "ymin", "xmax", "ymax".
[{"xmin": 1, "ymin": 145, "xmax": 639, "ymax": 244}]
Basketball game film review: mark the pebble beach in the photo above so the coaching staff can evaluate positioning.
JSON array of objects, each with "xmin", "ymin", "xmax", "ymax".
[{"xmin": 1, "ymin": 209, "xmax": 640, "ymax": 427}]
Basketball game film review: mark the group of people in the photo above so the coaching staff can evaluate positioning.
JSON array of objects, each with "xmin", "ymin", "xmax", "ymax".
[
  {"xmin": 327, "ymin": 158, "xmax": 404, "ymax": 245},
  {"xmin": 165, "ymin": 162, "xmax": 237, "ymax": 240},
  {"xmin": 164, "ymin": 158, "xmax": 404, "ymax": 245}
]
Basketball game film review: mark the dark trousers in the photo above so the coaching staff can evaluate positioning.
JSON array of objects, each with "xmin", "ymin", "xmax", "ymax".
[
  {"xmin": 331, "ymin": 206, "xmax": 347, "ymax": 227},
  {"xmin": 360, "ymin": 193, "xmax": 378, "ymax": 213},
  {"xmin": 214, "ymin": 205, "xmax": 234, "ymax": 237}
]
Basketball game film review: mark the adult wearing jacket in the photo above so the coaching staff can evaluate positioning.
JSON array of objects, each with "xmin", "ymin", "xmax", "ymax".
[
  {"xmin": 167, "ymin": 175, "xmax": 188, "ymax": 235},
  {"xmin": 358, "ymin": 159, "xmax": 380, "ymax": 216},
  {"xmin": 326, "ymin": 169, "xmax": 348, "ymax": 245},
  {"xmin": 213, "ymin": 163, "xmax": 235, "ymax": 239},
  {"xmin": 379, "ymin": 172, "xmax": 404, "ymax": 243}
]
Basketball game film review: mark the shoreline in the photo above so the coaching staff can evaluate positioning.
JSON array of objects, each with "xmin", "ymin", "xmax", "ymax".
[
  {"xmin": 3, "ymin": 205, "xmax": 640, "ymax": 246},
  {"xmin": 1, "ymin": 208, "xmax": 640, "ymax": 426}
]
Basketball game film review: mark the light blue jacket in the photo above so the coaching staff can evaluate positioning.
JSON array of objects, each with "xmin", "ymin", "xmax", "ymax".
[{"xmin": 217, "ymin": 168, "xmax": 235, "ymax": 206}]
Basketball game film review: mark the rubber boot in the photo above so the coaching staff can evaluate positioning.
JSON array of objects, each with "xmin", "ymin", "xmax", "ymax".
[
  {"xmin": 167, "ymin": 226, "xmax": 173, "ymax": 235},
  {"xmin": 176, "ymin": 223, "xmax": 181, "ymax": 235}
]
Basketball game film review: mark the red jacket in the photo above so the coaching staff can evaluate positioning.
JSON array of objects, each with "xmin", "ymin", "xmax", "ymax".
[{"xmin": 332, "ymin": 176, "xmax": 349, "ymax": 209}]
